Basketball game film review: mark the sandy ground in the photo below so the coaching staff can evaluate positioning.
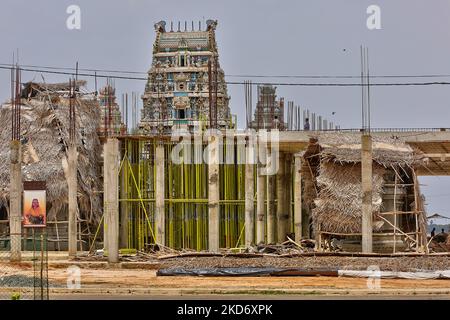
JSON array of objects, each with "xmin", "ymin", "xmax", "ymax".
[
  {"xmin": 1, "ymin": 260, "xmax": 450, "ymax": 298},
  {"xmin": 48, "ymin": 269, "xmax": 450, "ymax": 291}
]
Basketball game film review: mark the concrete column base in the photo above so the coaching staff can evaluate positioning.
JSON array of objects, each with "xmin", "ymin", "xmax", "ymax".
[{"xmin": 9, "ymin": 140, "xmax": 22, "ymax": 262}]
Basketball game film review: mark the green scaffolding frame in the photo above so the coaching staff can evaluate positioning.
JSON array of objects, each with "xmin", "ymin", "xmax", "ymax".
[{"xmin": 117, "ymin": 138, "xmax": 257, "ymax": 251}]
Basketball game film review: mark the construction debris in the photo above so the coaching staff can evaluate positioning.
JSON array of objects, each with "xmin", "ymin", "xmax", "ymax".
[
  {"xmin": 428, "ymin": 232, "xmax": 450, "ymax": 252},
  {"xmin": 157, "ymin": 255, "xmax": 450, "ymax": 272},
  {"xmin": 157, "ymin": 267, "xmax": 339, "ymax": 277}
]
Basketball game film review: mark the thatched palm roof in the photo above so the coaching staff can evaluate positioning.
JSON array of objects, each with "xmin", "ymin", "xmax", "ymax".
[
  {"xmin": 21, "ymin": 80, "xmax": 87, "ymax": 98},
  {"xmin": 313, "ymin": 161, "xmax": 386, "ymax": 234},
  {"xmin": 0, "ymin": 92, "xmax": 102, "ymax": 224},
  {"xmin": 306, "ymin": 133, "xmax": 428, "ymax": 234},
  {"xmin": 316, "ymin": 133, "xmax": 428, "ymax": 169}
]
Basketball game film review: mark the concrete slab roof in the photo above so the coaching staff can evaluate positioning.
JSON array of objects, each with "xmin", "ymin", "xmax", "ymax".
[{"xmin": 277, "ymin": 130, "xmax": 450, "ymax": 176}]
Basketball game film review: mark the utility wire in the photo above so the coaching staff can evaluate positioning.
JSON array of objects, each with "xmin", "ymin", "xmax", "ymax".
[
  {"xmin": 2, "ymin": 63, "xmax": 450, "ymax": 79},
  {"xmin": 227, "ymin": 74, "xmax": 450, "ymax": 79},
  {"xmin": 1, "ymin": 65, "xmax": 450, "ymax": 86},
  {"xmin": 0, "ymin": 63, "xmax": 147, "ymax": 75}
]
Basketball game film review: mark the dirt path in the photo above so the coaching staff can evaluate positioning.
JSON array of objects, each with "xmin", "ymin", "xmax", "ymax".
[
  {"xmin": 54, "ymin": 269, "xmax": 450, "ymax": 291},
  {"xmin": 2, "ymin": 263, "xmax": 450, "ymax": 291},
  {"xmin": 2, "ymin": 257, "xmax": 450, "ymax": 297}
]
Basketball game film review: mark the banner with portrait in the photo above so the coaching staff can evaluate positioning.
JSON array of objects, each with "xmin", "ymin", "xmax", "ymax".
[{"xmin": 23, "ymin": 181, "xmax": 47, "ymax": 228}]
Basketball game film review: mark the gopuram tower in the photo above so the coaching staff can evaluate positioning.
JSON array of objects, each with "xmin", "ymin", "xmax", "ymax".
[{"xmin": 139, "ymin": 20, "xmax": 232, "ymax": 134}]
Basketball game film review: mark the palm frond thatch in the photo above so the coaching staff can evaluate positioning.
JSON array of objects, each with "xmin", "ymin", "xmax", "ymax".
[
  {"xmin": 0, "ymin": 90, "xmax": 102, "ymax": 225},
  {"xmin": 308, "ymin": 133, "xmax": 428, "ymax": 234}
]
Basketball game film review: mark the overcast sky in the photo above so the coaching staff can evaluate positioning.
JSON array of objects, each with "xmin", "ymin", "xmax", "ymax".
[{"xmin": 0, "ymin": 0, "xmax": 449, "ymax": 219}]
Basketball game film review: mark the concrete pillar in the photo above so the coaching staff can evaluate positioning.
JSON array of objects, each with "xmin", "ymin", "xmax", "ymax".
[
  {"xmin": 68, "ymin": 145, "xmax": 78, "ymax": 257},
  {"xmin": 285, "ymin": 155, "xmax": 292, "ymax": 233},
  {"xmin": 244, "ymin": 144, "xmax": 255, "ymax": 247},
  {"xmin": 294, "ymin": 155, "xmax": 302, "ymax": 242},
  {"xmin": 266, "ymin": 146, "xmax": 276, "ymax": 243},
  {"xmin": 256, "ymin": 166, "xmax": 266, "ymax": 244},
  {"xmin": 361, "ymin": 134, "xmax": 373, "ymax": 253},
  {"xmin": 266, "ymin": 176, "xmax": 276, "ymax": 243},
  {"xmin": 104, "ymin": 138, "xmax": 119, "ymax": 263},
  {"xmin": 103, "ymin": 144, "xmax": 109, "ymax": 253},
  {"xmin": 256, "ymin": 140, "xmax": 267, "ymax": 244},
  {"xmin": 9, "ymin": 141, "xmax": 22, "ymax": 262},
  {"xmin": 277, "ymin": 153, "xmax": 289, "ymax": 243},
  {"xmin": 208, "ymin": 135, "xmax": 220, "ymax": 252},
  {"xmin": 155, "ymin": 143, "xmax": 165, "ymax": 246}
]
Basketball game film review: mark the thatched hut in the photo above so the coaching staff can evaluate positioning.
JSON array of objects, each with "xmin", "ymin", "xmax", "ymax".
[
  {"xmin": 303, "ymin": 133, "xmax": 429, "ymax": 253},
  {"xmin": 0, "ymin": 82, "xmax": 102, "ymax": 250}
]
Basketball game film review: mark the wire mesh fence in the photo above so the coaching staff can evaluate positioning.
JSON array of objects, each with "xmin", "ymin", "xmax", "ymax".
[
  {"xmin": 31, "ymin": 230, "xmax": 49, "ymax": 300},
  {"xmin": 0, "ymin": 228, "xmax": 49, "ymax": 300}
]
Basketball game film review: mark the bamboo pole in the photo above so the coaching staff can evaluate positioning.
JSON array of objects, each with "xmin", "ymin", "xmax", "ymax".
[
  {"xmin": 412, "ymin": 170, "xmax": 426, "ymax": 252},
  {"xmin": 376, "ymin": 214, "xmax": 417, "ymax": 244},
  {"xmin": 120, "ymin": 149, "xmax": 129, "ymax": 249},
  {"xmin": 393, "ymin": 174, "xmax": 397, "ymax": 253}
]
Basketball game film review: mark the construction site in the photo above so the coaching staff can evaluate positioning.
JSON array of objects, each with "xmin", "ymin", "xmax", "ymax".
[{"xmin": 1, "ymin": 16, "xmax": 450, "ymax": 300}]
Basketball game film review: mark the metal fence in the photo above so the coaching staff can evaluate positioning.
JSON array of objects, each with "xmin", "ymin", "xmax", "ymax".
[
  {"xmin": 0, "ymin": 228, "xmax": 48, "ymax": 300},
  {"xmin": 31, "ymin": 231, "xmax": 49, "ymax": 300}
]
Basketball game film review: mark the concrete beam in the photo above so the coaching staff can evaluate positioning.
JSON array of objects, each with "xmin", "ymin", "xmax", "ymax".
[
  {"xmin": 9, "ymin": 141, "xmax": 22, "ymax": 262},
  {"xmin": 208, "ymin": 135, "xmax": 220, "ymax": 252},
  {"xmin": 276, "ymin": 130, "xmax": 450, "ymax": 144},
  {"xmin": 361, "ymin": 134, "xmax": 373, "ymax": 253},
  {"xmin": 68, "ymin": 145, "xmax": 78, "ymax": 258},
  {"xmin": 155, "ymin": 143, "xmax": 165, "ymax": 246},
  {"xmin": 274, "ymin": 130, "xmax": 450, "ymax": 155},
  {"xmin": 104, "ymin": 138, "xmax": 120, "ymax": 263}
]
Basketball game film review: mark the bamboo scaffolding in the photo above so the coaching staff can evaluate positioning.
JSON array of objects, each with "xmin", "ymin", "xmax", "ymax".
[{"xmin": 117, "ymin": 138, "xmax": 249, "ymax": 251}]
